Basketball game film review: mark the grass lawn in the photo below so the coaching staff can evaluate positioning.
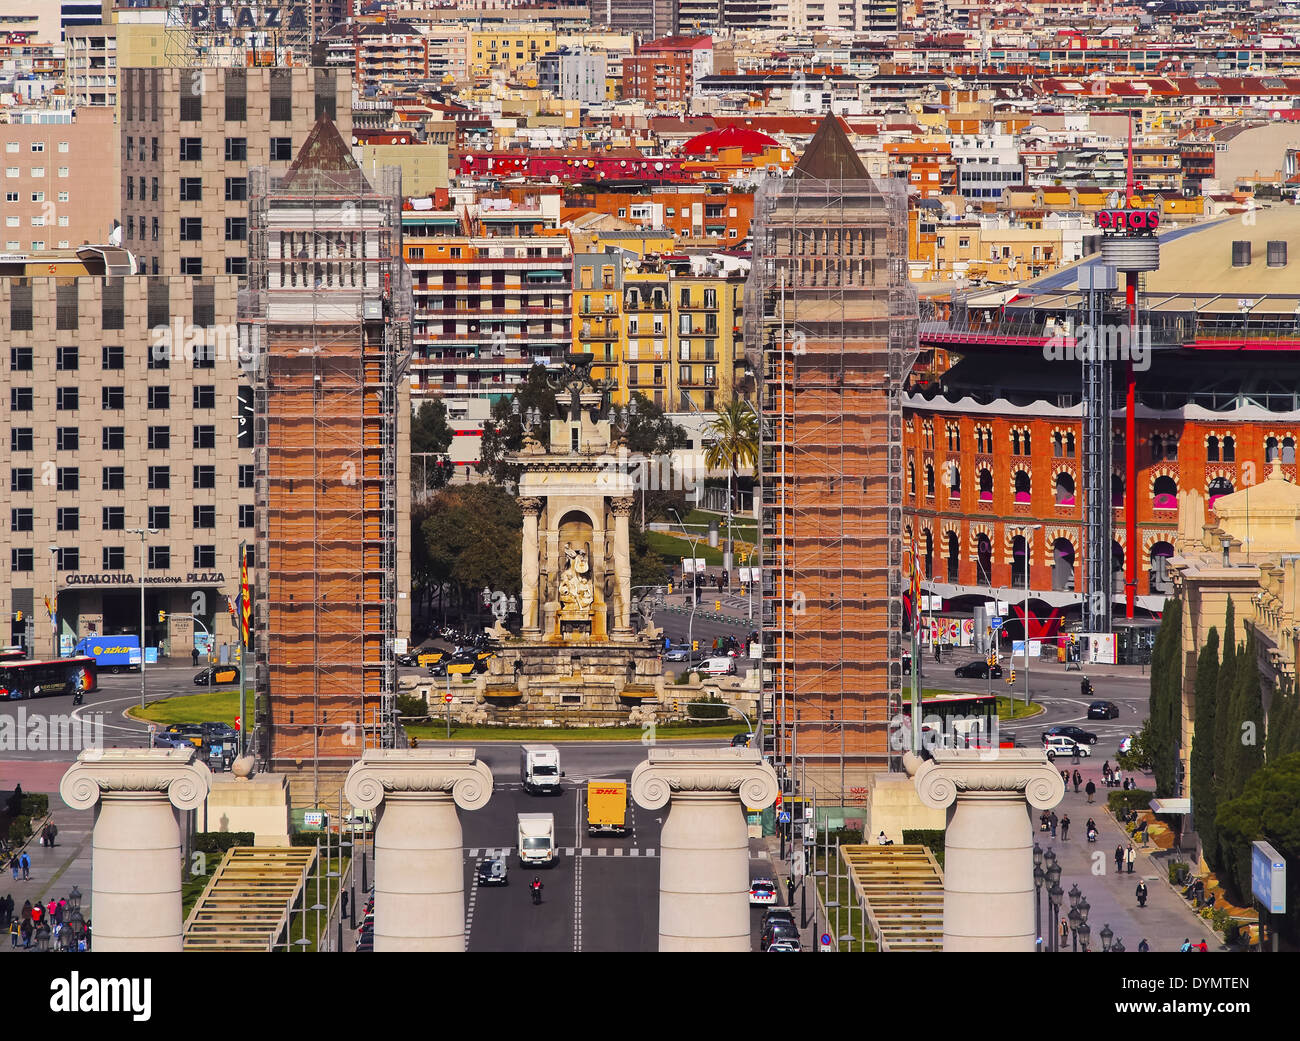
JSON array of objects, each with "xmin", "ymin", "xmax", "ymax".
[
  {"xmin": 405, "ymin": 722, "xmax": 738, "ymax": 742},
  {"xmin": 683, "ymin": 508, "xmax": 757, "ymax": 541},
  {"xmin": 996, "ymin": 696, "xmax": 1045, "ymax": 721},
  {"xmin": 646, "ymin": 531, "xmax": 725, "ymax": 566},
  {"xmin": 130, "ymin": 689, "xmax": 243, "ymax": 726}
]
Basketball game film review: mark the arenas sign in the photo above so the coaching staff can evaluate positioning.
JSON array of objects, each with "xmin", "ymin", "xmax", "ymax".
[
  {"xmin": 1095, "ymin": 208, "xmax": 1161, "ymax": 234},
  {"xmin": 180, "ymin": 3, "xmax": 310, "ymax": 30}
]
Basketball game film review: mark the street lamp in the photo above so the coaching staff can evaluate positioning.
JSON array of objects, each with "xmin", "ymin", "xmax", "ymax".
[
  {"xmin": 669, "ymin": 508, "xmax": 703, "ymax": 658},
  {"xmin": 1048, "ymin": 879, "xmax": 1064, "ymax": 953},
  {"xmin": 126, "ymin": 528, "xmax": 159, "ymax": 711},
  {"xmin": 1100, "ymin": 922, "xmax": 1114, "ymax": 952},
  {"xmin": 1033, "ymin": 843, "xmax": 1045, "ymax": 950},
  {"xmin": 67, "ymin": 885, "xmax": 85, "ymax": 951},
  {"xmin": 48, "ymin": 545, "xmax": 58, "ymax": 658}
]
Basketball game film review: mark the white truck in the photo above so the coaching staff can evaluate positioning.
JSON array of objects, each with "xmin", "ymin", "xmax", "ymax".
[
  {"xmin": 517, "ymin": 812, "xmax": 556, "ymax": 868},
  {"xmin": 520, "ymin": 744, "xmax": 563, "ymax": 795}
]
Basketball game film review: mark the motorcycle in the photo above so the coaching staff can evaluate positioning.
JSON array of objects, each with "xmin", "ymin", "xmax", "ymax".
[
  {"xmin": 530, "ymin": 880, "xmax": 543, "ymax": 906},
  {"xmin": 72, "ymin": 690, "xmax": 84, "ymax": 707}
]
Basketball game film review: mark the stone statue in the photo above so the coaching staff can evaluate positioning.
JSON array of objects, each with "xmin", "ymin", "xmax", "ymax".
[{"xmin": 558, "ymin": 543, "xmax": 595, "ymax": 617}]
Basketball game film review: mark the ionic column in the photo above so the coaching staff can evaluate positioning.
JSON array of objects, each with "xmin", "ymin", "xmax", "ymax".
[
  {"xmin": 908, "ymin": 749, "xmax": 1065, "ymax": 952},
  {"xmin": 611, "ymin": 496, "xmax": 635, "ymax": 635},
  {"xmin": 60, "ymin": 749, "xmax": 211, "ymax": 952},
  {"xmin": 344, "ymin": 748, "xmax": 493, "ymax": 952},
  {"xmin": 518, "ymin": 497, "xmax": 543, "ymax": 636},
  {"xmin": 631, "ymin": 748, "xmax": 778, "ymax": 951}
]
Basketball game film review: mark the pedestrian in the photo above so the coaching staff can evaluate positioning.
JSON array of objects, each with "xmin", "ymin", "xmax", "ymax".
[
  {"xmin": 20, "ymin": 852, "xmax": 29, "ymax": 881},
  {"xmin": 1085, "ymin": 779, "xmax": 1096, "ymax": 803},
  {"xmin": 8, "ymin": 918, "xmax": 16, "ymax": 948},
  {"xmin": 1049, "ymin": 811, "xmax": 1058, "ymax": 837},
  {"xmin": 1072, "ymin": 743, "xmax": 1081, "ymax": 764},
  {"xmin": 1115, "ymin": 768, "xmax": 1123, "ymax": 789},
  {"xmin": 1060, "ymin": 814, "xmax": 1070, "ymax": 840},
  {"xmin": 1059, "ymin": 917, "xmax": 1070, "ymax": 950},
  {"xmin": 1136, "ymin": 881, "xmax": 1148, "ymax": 907},
  {"xmin": 1126, "ymin": 844, "xmax": 1136, "ymax": 874},
  {"xmin": 1060, "ymin": 769, "xmax": 1069, "ymax": 790},
  {"xmin": 49, "ymin": 822, "xmax": 57, "ymax": 847},
  {"xmin": 21, "ymin": 898, "xmax": 31, "ymax": 922},
  {"xmin": 1138, "ymin": 938, "xmax": 1150, "ymax": 953},
  {"xmin": 20, "ymin": 920, "xmax": 30, "ymax": 949},
  {"xmin": 1102, "ymin": 759, "xmax": 1110, "ymax": 780},
  {"xmin": 1196, "ymin": 938, "xmax": 1209, "ymax": 952},
  {"xmin": 786, "ymin": 875, "xmax": 796, "ymax": 907},
  {"xmin": 9, "ymin": 856, "xmax": 16, "ymax": 881},
  {"xmin": 192, "ymin": 646, "xmax": 200, "ymax": 667},
  {"xmin": 1179, "ymin": 937, "xmax": 1192, "ymax": 952},
  {"xmin": 1073, "ymin": 769, "xmax": 1082, "ymax": 793},
  {"xmin": 1115, "ymin": 845, "xmax": 1124, "ymax": 873}
]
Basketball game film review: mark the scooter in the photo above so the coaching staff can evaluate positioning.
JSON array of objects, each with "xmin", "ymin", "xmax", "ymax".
[
  {"xmin": 71, "ymin": 690, "xmax": 84, "ymax": 707},
  {"xmin": 530, "ymin": 881, "xmax": 543, "ymax": 906}
]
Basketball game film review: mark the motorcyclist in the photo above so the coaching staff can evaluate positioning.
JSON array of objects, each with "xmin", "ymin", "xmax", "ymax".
[
  {"xmin": 1081, "ymin": 676, "xmax": 1093, "ymax": 698},
  {"xmin": 530, "ymin": 877, "xmax": 543, "ymax": 905}
]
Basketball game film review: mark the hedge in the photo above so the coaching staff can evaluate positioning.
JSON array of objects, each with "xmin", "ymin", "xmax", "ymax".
[
  {"xmin": 903, "ymin": 829, "xmax": 946, "ymax": 868},
  {"xmin": 193, "ymin": 831, "xmax": 255, "ymax": 854},
  {"xmin": 1107, "ymin": 789, "xmax": 1155, "ymax": 815},
  {"xmin": 20, "ymin": 793, "xmax": 49, "ymax": 819}
]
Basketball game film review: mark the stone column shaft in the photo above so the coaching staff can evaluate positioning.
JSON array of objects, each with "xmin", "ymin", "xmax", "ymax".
[
  {"xmin": 632, "ymin": 748, "xmax": 778, "ymax": 952},
  {"xmin": 612, "ymin": 498, "xmax": 633, "ymax": 635},
  {"xmin": 520, "ymin": 501, "xmax": 541, "ymax": 635},
  {"xmin": 60, "ymin": 749, "xmax": 211, "ymax": 952},
  {"xmin": 344, "ymin": 748, "xmax": 492, "ymax": 953},
  {"xmin": 909, "ymin": 749, "xmax": 1065, "ymax": 952}
]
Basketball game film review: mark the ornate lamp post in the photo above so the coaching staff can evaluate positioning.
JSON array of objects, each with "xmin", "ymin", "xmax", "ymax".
[
  {"xmin": 1100, "ymin": 922, "xmax": 1114, "ymax": 952},
  {"xmin": 1077, "ymin": 896, "xmax": 1091, "ymax": 952},
  {"xmin": 1033, "ymin": 843, "xmax": 1045, "ymax": 951},
  {"xmin": 1048, "ymin": 877, "xmax": 1064, "ymax": 952}
]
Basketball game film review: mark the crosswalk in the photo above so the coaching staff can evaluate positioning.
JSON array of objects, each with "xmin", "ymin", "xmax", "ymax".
[{"xmin": 467, "ymin": 847, "xmax": 657, "ymax": 858}]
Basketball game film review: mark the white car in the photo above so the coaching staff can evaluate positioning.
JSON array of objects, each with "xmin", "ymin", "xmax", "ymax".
[
  {"xmin": 1044, "ymin": 734, "xmax": 1091, "ymax": 761},
  {"xmin": 700, "ymin": 656, "xmax": 737, "ymax": 677},
  {"xmin": 749, "ymin": 879, "xmax": 777, "ymax": 905}
]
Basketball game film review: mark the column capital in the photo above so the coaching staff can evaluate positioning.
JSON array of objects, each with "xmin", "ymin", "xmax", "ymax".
[
  {"xmin": 517, "ymin": 496, "xmax": 544, "ymax": 516},
  {"xmin": 611, "ymin": 496, "xmax": 635, "ymax": 517},
  {"xmin": 912, "ymin": 749, "xmax": 1065, "ymax": 811},
  {"xmin": 631, "ymin": 748, "xmax": 778, "ymax": 811},
  {"xmin": 60, "ymin": 748, "xmax": 211, "ymax": 813},
  {"xmin": 344, "ymin": 748, "xmax": 493, "ymax": 812}
]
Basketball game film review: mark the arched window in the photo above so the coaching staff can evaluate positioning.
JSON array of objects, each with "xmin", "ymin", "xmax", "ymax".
[
  {"xmin": 1053, "ymin": 431, "xmax": 1064, "ymax": 457},
  {"xmin": 1052, "ymin": 537, "xmax": 1076, "ymax": 592},
  {"xmin": 1066, "ymin": 431, "xmax": 1075, "ymax": 458},
  {"xmin": 1112, "ymin": 474, "xmax": 1124, "ymax": 508},
  {"xmin": 1152, "ymin": 474, "xmax": 1178, "ymax": 510},
  {"xmin": 1014, "ymin": 470, "xmax": 1031, "ymax": 503},
  {"xmin": 946, "ymin": 530, "xmax": 960, "ymax": 583},
  {"xmin": 1284, "ymin": 437, "xmax": 1296, "ymax": 464},
  {"xmin": 1011, "ymin": 533, "xmax": 1027, "ymax": 586},
  {"xmin": 978, "ymin": 468, "xmax": 994, "ymax": 502},
  {"xmin": 1112, "ymin": 541, "xmax": 1124, "ymax": 594},
  {"xmin": 947, "ymin": 462, "xmax": 961, "ymax": 495},
  {"xmin": 1055, "ymin": 472, "xmax": 1076, "ymax": 506},
  {"xmin": 925, "ymin": 464, "xmax": 935, "ymax": 497},
  {"xmin": 1206, "ymin": 435, "xmax": 1220, "ymax": 462},
  {"xmin": 909, "ymin": 462, "xmax": 915, "ymax": 496},
  {"xmin": 1207, "ymin": 476, "xmax": 1233, "ymax": 506},
  {"xmin": 976, "ymin": 533, "xmax": 993, "ymax": 585},
  {"xmin": 924, "ymin": 529, "xmax": 933, "ymax": 579},
  {"xmin": 1149, "ymin": 541, "xmax": 1175, "ymax": 594},
  {"xmin": 1266, "ymin": 436, "xmax": 1280, "ymax": 462},
  {"xmin": 1222, "ymin": 436, "xmax": 1235, "ymax": 462},
  {"xmin": 1012, "ymin": 430, "xmax": 1021, "ymax": 454},
  {"xmin": 1150, "ymin": 434, "xmax": 1163, "ymax": 461}
]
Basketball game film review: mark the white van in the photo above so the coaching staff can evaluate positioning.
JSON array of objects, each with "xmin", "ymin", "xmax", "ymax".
[{"xmin": 700, "ymin": 656, "xmax": 737, "ymax": 677}]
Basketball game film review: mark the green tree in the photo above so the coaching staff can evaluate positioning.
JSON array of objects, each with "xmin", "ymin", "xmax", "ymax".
[
  {"xmin": 411, "ymin": 400, "xmax": 454, "ymax": 499},
  {"xmin": 629, "ymin": 526, "xmax": 669, "ymax": 590},
  {"xmin": 1221, "ymin": 625, "xmax": 1266, "ymax": 806},
  {"xmin": 1190, "ymin": 627, "xmax": 1220, "ymax": 868},
  {"xmin": 477, "ymin": 366, "xmax": 561, "ymax": 486},
  {"xmin": 624, "ymin": 392, "xmax": 690, "ymax": 528},
  {"xmin": 419, "ymin": 484, "xmax": 523, "ymax": 619},
  {"xmin": 1214, "ymin": 751, "xmax": 1300, "ymax": 933},
  {"xmin": 703, "ymin": 399, "xmax": 758, "ymax": 515},
  {"xmin": 1210, "ymin": 599, "xmax": 1238, "ymax": 871},
  {"xmin": 1269, "ymin": 676, "xmax": 1300, "ymax": 762},
  {"xmin": 1147, "ymin": 599, "xmax": 1183, "ymax": 798}
]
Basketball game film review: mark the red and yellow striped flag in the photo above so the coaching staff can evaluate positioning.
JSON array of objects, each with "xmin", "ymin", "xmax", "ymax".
[{"xmin": 239, "ymin": 542, "xmax": 251, "ymax": 649}]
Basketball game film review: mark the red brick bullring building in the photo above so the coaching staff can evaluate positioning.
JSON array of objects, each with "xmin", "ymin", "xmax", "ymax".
[{"xmin": 906, "ymin": 207, "xmax": 1300, "ymax": 639}]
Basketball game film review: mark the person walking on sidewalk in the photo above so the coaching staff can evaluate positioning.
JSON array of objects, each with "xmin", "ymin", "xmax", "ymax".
[
  {"xmin": 1085, "ymin": 779, "xmax": 1096, "ymax": 804},
  {"xmin": 1060, "ymin": 769, "xmax": 1069, "ymax": 790},
  {"xmin": 19, "ymin": 852, "xmax": 29, "ymax": 881},
  {"xmin": 1059, "ymin": 917, "xmax": 1070, "ymax": 950},
  {"xmin": 1072, "ymin": 769, "xmax": 1082, "ymax": 793},
  {"xmin": 192, "ymin": 646, "xmax": 200, "ymax": 667},
  {"xmin": 8, "ymin": 856, "xmax": 16, "ymax": 881},
  {"xmin": 1126, "ymin": 844, "xmax": 1136, "ymax": 874},
  {"xmin": 1060, "ymin": 814, "xmax": 1071, "ymax": 840},
  {"xmin": 1136, "ymin": 880, "xmax": 1148, "ymax": 907},
  {"xmin": 786, "ymin": 876, "xmax": 796, "ymax": 907},
  {"xmin": 1049, "ymin": 811, "xmax": 1058, "ymax": 837},
  {"xmin": 1114, "ymin": 845, "xmax": 1124, "ymax": 873}
]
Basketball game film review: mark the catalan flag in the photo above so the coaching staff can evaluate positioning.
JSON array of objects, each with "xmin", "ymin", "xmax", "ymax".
[
  {"xmin": 908, "ymin": 526, "xmax": 922, "ymax": 622},
  {"xmin": 239, "ymin": 542, "xmax": 252, "ymax": 649}
]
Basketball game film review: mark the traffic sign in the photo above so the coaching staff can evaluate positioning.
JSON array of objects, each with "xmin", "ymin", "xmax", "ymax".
[
  {"xmin": 820, "ymin": 933, "xmax": 832, "ymax": 948},
  {"xmin": 444, "ymin": 693, "xmax": 453, "ymax": 704},
  {"xmin": 234, "ymin": 716, "xmax": 241, "ymax": 731},
  {"xmin": 778, "ymin": 811, "xmax": 791, "ymax": 824},
  {"xmin": 990, "ymin": 616, "xmax": 1002, "ymax": 629}
]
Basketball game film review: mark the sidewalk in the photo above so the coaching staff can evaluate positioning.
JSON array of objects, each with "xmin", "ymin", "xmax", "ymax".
[
  {"xmin": 0, "ymin": 803, "xmax": 95, "ymax": 950},
  {"xmin": 759, "ymin": 832, "xmax": 816, "ymax": 950},
  {"xmin": 1038, "ymin": 779, "xmax": 1211, "ymax": 953}
]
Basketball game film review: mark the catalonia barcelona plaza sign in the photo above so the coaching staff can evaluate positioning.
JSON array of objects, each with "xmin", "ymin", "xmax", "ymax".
[{"xmin": 183, "ymin": 3, "xmax": 310, "ymax": 30}]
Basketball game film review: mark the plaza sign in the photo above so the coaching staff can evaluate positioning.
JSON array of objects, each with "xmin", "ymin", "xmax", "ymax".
[
  {"xmin": 182, "ymin": 3, "xmax": 310, "ymax": 31},
  {"xmin": 1095, "ymin": 208, "xmax": 1161, "ymax": 234},
  {"xmin": 64, "ymin": 572, "xmax": 227, "ymax": 587}
]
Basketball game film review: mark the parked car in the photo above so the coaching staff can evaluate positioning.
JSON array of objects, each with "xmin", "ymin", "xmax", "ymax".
[
  {"xmin": 163, "ymin": 724, "xmax": 205, "ymax": 748},
  {"xmin": 954, "ymin": 660, "xmax": 1002, "ymax": 679},
  {"xmin": 749, "ymin": 879, "xmax": 777, "ymax": 906},
  {"xmin": 762, "ymin": 907, "xmax": 797, "ymax": 931},
  {"xmin": 199, "ymin": 721, "xmax": 238, "ymax": 740},
  {"xmin": 395, "ymin": 652, "xmax": 419, "ymax": 667},
  {"xmin": 730, "ymin": 732, "xmax": 754, "ymax": 748},
  {"xmin": 1087, "ymin": 700, "xmax": 1120, "ymax": 720},
  {"xmin": 476, "ymin": 856, "xmax": 509, "ymax": 887},
  {"xmin": 766, "ymin": 939, "xmax": 802, "ymax": 952},
  {"xmin": 1118, "ymin": 735, "xmax": 1134, "ymax": 755},
  {"xmin": 1041, "ymin": 724, "xmax": 1098, "ymax": 745},
  {"xmin": 1044, "ymin": 734, "xmax": 1091, "ymax": 761},
  {"xmin": 193, "ymin": 665, "xmax": 238, "ymax": 686},
  {"xmin": 151, "ymin": 731, "xmax": 197, "ymax": 750}
]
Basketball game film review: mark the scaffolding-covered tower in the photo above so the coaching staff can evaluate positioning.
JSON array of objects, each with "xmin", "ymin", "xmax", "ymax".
[
  {"xmin": 242, "ymin": 116, "xmax": 411, "ymax": 800},
  {"xmin": 746, "ymin": 117, "xmax": 918, "ymax": 798}
]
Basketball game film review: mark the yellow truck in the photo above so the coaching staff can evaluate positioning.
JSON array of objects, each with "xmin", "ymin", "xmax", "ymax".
[{"xmin": 587, "ymin": 779, "xmax": 628, "ymax": 836}]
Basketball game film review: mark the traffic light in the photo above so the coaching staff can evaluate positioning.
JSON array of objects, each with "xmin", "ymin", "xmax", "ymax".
[
  {"xmin": 986, "ymin": 654, "xmax": 995, "ymax": 668},
  {"xmin": 715, "ymin": 599, "xmax": 721, "ymax": 611},
  {"xmin": 1008, "ymin": 669, "xmax": 1016, "ymax": 685},
  {"xmin": 14, "ymin": 611, "xmax": 22, "ymax": 622},
  {"xmin": 692, "ymin": 640, "xmax": 698, "ymax": 652},
  {"xmin": 158, "ymin": 611, "xmax": 166, "ymax": 623}
]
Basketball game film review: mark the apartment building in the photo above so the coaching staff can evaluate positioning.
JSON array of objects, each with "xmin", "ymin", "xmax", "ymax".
[
  {"xmin": 118, "ymin": 65, "xmax": 353, "ymax": 278},
  {"xmin": 0, "ymin": 268, "xmax": 252, "ymax": 657},
  {"xmin": 468, "ymin": 27, "xmax": 557, "ymax": 79},
  {"xmin": 402, "ymin": 192, "xmax": 573, "ymax": 412},
  {"xmin": 64, "ymin": 23, "xmax": 117, "ymax": 107},
  {"xmin": 322, "ymin": 21, "xmax": 430, "ymax": 92},
  {"xmin": 2, "ymin": 107, "xmax": 119, "ymax": 252}
]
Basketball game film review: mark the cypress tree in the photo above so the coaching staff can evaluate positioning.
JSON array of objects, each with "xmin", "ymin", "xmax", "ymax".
[
  {"xmin": 1211, "ymin": 601, "xmax": 1237, "ymax": 805},
  {"xmin": 1222, "ymin": 626, "xmax": 1266, "ymax": 804},
  {"xmin": 1148, "ymin": 599, "xmax": 1182, "ymax": 797},
  {"xmin": 1267, "ymin": 676, "xmax": 1300, "ymax": 762},
  {"xmin": 1190, "ymin": 627, "xmax": 1220, "ymax": 867}
]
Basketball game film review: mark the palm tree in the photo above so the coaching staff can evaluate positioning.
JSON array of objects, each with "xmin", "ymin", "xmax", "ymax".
[{"xmin": 703, "ymin": 400, "xmax": 758, "ymax": 591}]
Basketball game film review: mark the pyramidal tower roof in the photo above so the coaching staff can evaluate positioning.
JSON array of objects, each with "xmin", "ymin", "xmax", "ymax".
[
  {"xmin": 791, "ymin": 116, "xmax": 870, "ymax": 181},
  {"xmin": 282, "ymin": 114, "xmax": 371, "ymax": 191}
]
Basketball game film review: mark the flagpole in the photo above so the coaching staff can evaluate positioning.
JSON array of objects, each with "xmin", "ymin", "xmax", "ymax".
[
  {"xmin": 238, "ymin": 541, "xmax": 249, "ymax": 759},
  {"xmin": 910, "ymin": 531, "xmax": 921, "ymax": 755}
]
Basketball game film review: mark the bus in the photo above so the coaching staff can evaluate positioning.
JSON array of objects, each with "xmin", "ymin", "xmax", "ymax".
[
  {"xmin": 900, "ymin": 692, "xmax": 1008, "ymax": 749},
  {"xmin": 0, "ymin": 648, "xmax": 26, "ymax": 664},
  {"xmin": 0, "ymin": 656, "xmax": 98, "ymax": 700}
]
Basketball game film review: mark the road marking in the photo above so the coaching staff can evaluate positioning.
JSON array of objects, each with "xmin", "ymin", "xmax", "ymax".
[
  {"xmin": 614, "ymin": 848, "xmax": 624, "ymax": 857},
  {"xmin": 598, "ymin": 847, "xmax": 608, "ymax": 857},
  {"xmin": 464, "ymin": 861, "xmax": 481, "ymax": 951}
]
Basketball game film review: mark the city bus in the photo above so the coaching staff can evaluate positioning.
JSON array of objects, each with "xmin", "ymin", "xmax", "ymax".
[
  {"xmin": 900, "ymin": 692, "xmax": 1007, "ymax": 749},
  {"xmin": 0, "ymin": 656, "xmax": 98, "ymax": 700}
]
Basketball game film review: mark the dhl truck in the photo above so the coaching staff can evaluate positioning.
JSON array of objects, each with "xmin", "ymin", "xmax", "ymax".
[{"xmin": 586, "ymin": 779, "xmax": 628, "ymax": 836}]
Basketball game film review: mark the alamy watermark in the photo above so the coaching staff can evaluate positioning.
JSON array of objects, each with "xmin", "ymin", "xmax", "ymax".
[
  {"xmin": 1043, "ymin": 319, "xmax": 1151, "ymax": 372},
  {"xmin": 0, "ymin": 709, "xmax": 104, "ymax": 753}
]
